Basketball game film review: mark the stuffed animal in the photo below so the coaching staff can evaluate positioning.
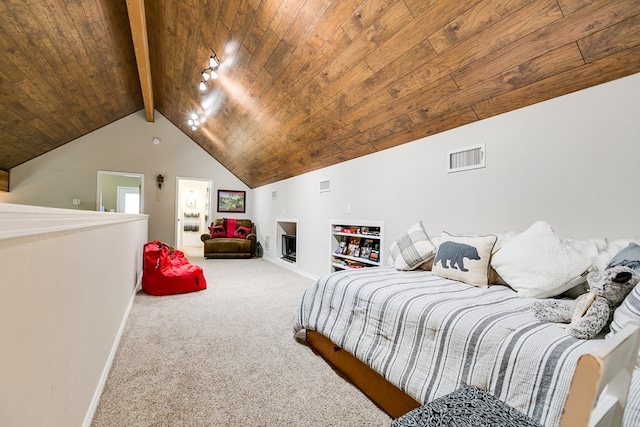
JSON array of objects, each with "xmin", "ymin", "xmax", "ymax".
[{"xmin": 531, "ymin": 265, "xmax": 639, "ymax": 339}]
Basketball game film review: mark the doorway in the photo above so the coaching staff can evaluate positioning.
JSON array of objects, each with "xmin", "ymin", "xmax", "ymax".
[
  {"xmin": 116, "ymin": 186, "xmax": 140, "ymax": 213},
  {"xmin": 97, "ymin": 171, "xmax": 144, "ymax": 213},
  {"xmin": 175, "ymin": 177, "xmax": 213, "ymax": 250}
]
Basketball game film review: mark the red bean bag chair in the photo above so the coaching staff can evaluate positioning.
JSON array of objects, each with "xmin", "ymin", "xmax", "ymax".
[{"xmin": 142, "ymin": 241, "xmax": 207, "ymax": 296}]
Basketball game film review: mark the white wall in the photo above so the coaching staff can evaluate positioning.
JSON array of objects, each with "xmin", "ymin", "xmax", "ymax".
[
  {"xmin": 0, "ymin": 204, "xmax": 148, "ymax": 427},
  {"xmin": 2, "ymin": 74, "xmax": 638, "ymax": 279},
  {"xmin": 253, "ymin": 73, "xmax": 640, "ymax": 279},
  {"xmin": 0, "ymin": 111, "xmax": 249, "ymax": 246}
]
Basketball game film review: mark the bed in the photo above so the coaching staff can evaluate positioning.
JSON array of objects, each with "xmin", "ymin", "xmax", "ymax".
[{"xmin": 293, "ymin": 267, "xmax": 607, "ymax": 427}]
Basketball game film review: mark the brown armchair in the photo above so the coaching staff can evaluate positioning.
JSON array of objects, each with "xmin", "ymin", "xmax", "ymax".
[{"xmin": 200, "ymin": 218, "xmax": 256, "ymax": 259}]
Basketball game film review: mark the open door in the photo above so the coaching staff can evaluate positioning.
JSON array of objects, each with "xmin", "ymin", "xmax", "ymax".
[{"xmin": 175, "ymin": 177, "xmax": 213, "ymax": 250}]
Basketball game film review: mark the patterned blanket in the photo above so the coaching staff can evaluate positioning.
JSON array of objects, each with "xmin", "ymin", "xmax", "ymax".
[{"xmin": 293, "ymin": 267, "xmax": 607, "ymax": 427}]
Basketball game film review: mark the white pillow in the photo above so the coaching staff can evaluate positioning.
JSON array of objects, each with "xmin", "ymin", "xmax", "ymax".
[
  {"xmin": 432, "ymin": 232, "xmax": 497, "ymax": 287},
  {"xmin": 489, "ymin": 231, "xmax": 520, "ymax": 285},
  {"xmin": 389, "ymin": 221, "xmax": 436, "ymax": 271},
  {"xmin": 491, "ymin": 221, "xmax": 597, "ymax": 298}
]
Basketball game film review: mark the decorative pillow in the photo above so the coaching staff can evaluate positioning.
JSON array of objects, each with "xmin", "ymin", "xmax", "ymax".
[
  {"xmin": 608, "ymin": 281, "xmax": 640, "ymax": 337},
  {"xmin": 224, "ymin": 218, "xmax": 237, "ymax": 237},
  {"xmin": 232, "ymin": 225, "xmax": 253, "ymax": 239},
  {"xmin": 606, "ymin": 243, "xmax": 640, "ymax": 335},
  {"xmin": 209, "ymin": 225, "xmax": 226, "ymax": 238},
  {"xmin": 588, "ymin": 238, "xmax": 619, "ymax": 271},
  {"xmin": 606, "ymin": 266, "xmax": 640, "ymax": 368},
  {"xmin": 488, "ymin": 231, "xmax": 520, "ymax": 285},
  {"xmin": 607, "ymin": 242, "xmax": 640, "ymax": 271},
  {"xmin": 491, "ymin": 221, "xmax": 597, "ymax": 298},
  {"xmin": 389, "ymin": 221, "xmax": 436, "ymax": 271},
  {"xmin": 431, "ymin": 232, "xmax": 497, "ymax": 287},
  {"xmin": 417, "ymin": 232, "xmax": 513, "ymax": 281},
  {"xmin": 416, "ymin": 236, "xmax": 442, "ymax": 271}
]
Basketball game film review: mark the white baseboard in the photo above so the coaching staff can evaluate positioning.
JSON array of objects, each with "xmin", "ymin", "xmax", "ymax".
[
  {"xmin": 264, "ymin": 256, "xmax": 318, "ymax": 281},
  {"xmin": 81, "ymin": 272, "xmax": 141, "ymax": 427}
]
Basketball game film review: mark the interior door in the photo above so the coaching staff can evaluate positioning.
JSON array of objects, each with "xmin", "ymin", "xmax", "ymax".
[{"xmin": 175, "ymin": 177, "xmax": 213, "ymax": 249}]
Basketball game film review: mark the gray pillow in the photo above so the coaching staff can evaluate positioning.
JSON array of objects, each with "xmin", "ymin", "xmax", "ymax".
[
  {"xmin": 607, "ymin": 242, "xmax": 640, "ymax": 271},
  {"xmin": 607, "ymin": 243, "xmax": 640, "ymax": 338},
  {"xmin": 389, "ymin": 221, "xmax": 435, "ymax": 271}
]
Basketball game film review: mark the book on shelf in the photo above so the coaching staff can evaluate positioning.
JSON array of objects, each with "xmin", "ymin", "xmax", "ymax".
[
  {"xmin": 347, "ymin": 237, "xmax": 361, "ymax": 256},
  {"xmin": 334, "ymin": 225, "xmax": 380, "ymax": 236},
  {"xmin": 359, "ymin": 226, "xmax": 380, "ymax": 236},
  {"xmin": 360, "ymin": 239, "xmax": 373, "ymax": 258},
  {"xmin": 368, "ymin": 243, "xmax": 380, "ymax": 263},
  {"xmin": 345, "ymin": 259, "xmax": 365, "ymax": 269}
]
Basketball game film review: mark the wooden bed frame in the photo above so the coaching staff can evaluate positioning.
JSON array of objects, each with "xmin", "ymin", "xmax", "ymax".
[
  {"xmin": 306, "ymin": 330, "xmax": 421, "ymax": 419},
  {"xmin": 309, "ymin": 326, "xmax": 640, "ymax": 426}
]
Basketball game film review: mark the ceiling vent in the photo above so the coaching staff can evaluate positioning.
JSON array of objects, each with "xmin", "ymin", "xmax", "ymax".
[
  {"xmin": 271, "ymin": 190, "xmax": 277, "ymax": 199},
  {"xmin": 447, "ymin": 143, "xmax": 485, "ymax": 173},
  {"xmin": 319, "ymin": 179, "xmax": 331, "ymax": 192}
]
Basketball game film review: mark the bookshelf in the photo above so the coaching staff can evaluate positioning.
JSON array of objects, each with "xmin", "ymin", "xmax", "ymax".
[{"xmin": 330, "ymin": 220, "xmax": 383, "ymax": 271}]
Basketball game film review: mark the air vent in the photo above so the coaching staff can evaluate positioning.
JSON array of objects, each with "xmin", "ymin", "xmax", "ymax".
[
  {"xmin": 319, "ymin": 179, "xmax": 331, "ymax": 192},
  {"xmin": 271, "ymin": 190, "xmax": 277, "ymax": 199},
  {"xmin": 447, "ymin": 143, "xmax": 485, "ymax": 173},
  {"xmin": 264, "ymin": 235, "xmax": 270, "ymax": 250}
]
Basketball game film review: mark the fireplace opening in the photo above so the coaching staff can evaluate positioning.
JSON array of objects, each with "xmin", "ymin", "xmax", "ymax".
[{"xmin": 281, "ymin": 234, "xmax": 296, "ymax": 263}]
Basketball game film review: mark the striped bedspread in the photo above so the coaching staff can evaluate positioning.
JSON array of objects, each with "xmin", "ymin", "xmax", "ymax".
[{"xmin": 293, "ymin": 267, "xmax": 608, "ymax": 427}]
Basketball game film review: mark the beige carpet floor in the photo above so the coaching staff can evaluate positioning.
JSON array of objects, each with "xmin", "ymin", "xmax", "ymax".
[{"xmin": 91, "ymin": 254, "xmax": 392, "ymax": 426}]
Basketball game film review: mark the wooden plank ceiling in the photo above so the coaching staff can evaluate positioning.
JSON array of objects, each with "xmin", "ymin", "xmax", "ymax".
[{"xmin": 1, "ymin": 0, "xmax": 639, "ymax": 189}]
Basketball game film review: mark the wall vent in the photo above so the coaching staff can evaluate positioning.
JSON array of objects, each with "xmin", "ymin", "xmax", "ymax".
[
  {"xmin": 447, "ymin": 143, "xmax": 485, "ymax": 173},
  {"xmin": 319, "ymin": 179, "xmax": 331, "ymax": 192},
  {"xmin": 264, "ymin": 235, "xmax": 270, "ymax": 250},
  {"xmin": 271, "ymin": 190, "xmax": 277, "ymax": 199}
]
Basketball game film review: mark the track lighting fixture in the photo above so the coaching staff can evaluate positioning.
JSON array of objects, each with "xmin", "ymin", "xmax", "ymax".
[
  {"xmin": 187, "ymin": 112, "xmax": 202, "ymax": 131},
  {"xmin": 209, "ymin": 52, "xmax": 219, "ymax": 69},
  {"xmin": 188, "ymin": 47, "xmax": 221, "ymax": 128},
  {"xmin": 198, "ymin": 48, "xmax": 221, "ymax": 92}
]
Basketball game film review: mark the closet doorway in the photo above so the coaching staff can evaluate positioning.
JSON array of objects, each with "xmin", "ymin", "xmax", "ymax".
[{"xmin": 175, "ymin": 177, "xmax": 213, "ymax": 250}]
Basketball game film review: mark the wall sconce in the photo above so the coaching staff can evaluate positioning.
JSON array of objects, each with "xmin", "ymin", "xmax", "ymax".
[{"xmin": 156, "ymin": 174, "xmax": 164, "ymax": 189}]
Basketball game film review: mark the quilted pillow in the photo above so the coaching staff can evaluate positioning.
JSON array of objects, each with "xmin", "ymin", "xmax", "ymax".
[
  {"xmin": 491, "ymin": 221, "xmax": 597, "ymax": 298},
  {"xmin": 431, "ymin": 232, "xmax": 497, "ymax": 287},
  {"xmin": 208, "ymin": 225, "xmax": 226, "ymax": 238},
  {"xmin": 232, "ymin": 225, "xmax": 253, "ymax": 239},
  {"xmin": 389, "ymin": 221, "xmax": 435, "ymax": 271}
]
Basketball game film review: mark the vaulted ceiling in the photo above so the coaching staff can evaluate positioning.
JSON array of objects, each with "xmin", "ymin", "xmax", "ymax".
[{"xmin": 1, "ymin": 0, "xmax": 639, "ymax": 188}]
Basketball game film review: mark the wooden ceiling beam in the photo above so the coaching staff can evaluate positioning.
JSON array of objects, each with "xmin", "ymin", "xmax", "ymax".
[
  {"xmin": 126, "ymin": 0, "xmax": 154, "ymax": 122},
  {"xmin": 0, "ymin": 170, "xmax": 9, "ymax": 192}
]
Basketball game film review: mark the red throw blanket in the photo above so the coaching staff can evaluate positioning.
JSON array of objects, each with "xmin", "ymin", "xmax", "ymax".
[{"xmin": 225, "ymin": 218, "xmax": 237, "ymax": 237}]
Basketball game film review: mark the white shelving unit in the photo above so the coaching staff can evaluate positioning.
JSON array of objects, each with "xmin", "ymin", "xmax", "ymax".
[{"xmin": 330, "ymin": 220, "xmax": 384, "ymax": 271}]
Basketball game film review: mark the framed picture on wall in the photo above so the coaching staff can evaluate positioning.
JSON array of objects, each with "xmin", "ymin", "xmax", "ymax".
[{"xmin": 217, "ymin": 190, "xmax": 246, "ymax": 213}]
